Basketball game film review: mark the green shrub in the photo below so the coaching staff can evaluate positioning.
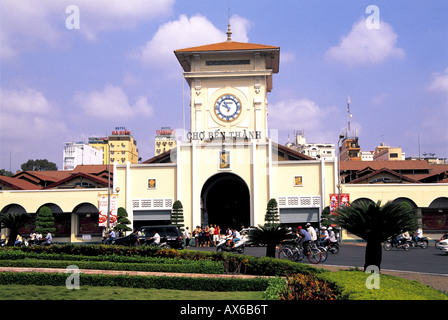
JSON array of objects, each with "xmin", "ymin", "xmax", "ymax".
[
  {"xmin": 262, "ymin": 277, "xmax": 287, "ymax": 300},
  {"xmin": 318, "ymin": 270, "xmax": 448, "ymax": 300},
  {"xmin": 0, "ymin": 272, "xmax": 269, "ymax": 292},
  {"xmin": 6, "ymin": 245, "xmax": 324, "ymax": 277}
]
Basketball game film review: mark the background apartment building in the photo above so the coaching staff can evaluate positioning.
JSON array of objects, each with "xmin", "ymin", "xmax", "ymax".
[
  {"xmin": 88, "ymin": 127, "xmax": 139, "ymax": 165},
  {"xmin": 62, "ymin": 142, "xmax": 103, "ymax": 171}
]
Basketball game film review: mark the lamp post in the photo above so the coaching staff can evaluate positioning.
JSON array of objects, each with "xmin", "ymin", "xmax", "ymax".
[
  {"xmin": 104, "ymin": 137, "xmax": 111, "ymax": 231},
  {"xmin": 337, "ymin": 134, "xmax": 345, "ymax": 209}
]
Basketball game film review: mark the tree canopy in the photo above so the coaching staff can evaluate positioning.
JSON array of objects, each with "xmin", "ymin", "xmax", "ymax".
[{"xmin": 21, "ymin": 159, "xmax": 58, "ymax": 171}]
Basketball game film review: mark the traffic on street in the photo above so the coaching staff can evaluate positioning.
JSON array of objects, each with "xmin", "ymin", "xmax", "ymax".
[{"xmin": 187, "ymin": 242, "xmax": 448, "ymax": 276}]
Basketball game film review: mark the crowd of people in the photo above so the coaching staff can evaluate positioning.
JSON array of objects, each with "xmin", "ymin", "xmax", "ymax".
[
  {"xmin": 0, "ymin": 230, "xmax": 53, "ymax": 247},
  {"xmin": 291, "ymin": 223, "xmax": 338, "ymax": 253},
  {"xmin": 183, "ymin": 224, "xmax": 248, "ymax": 248}
]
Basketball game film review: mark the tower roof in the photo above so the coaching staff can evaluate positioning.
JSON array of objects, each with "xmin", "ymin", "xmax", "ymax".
[
  {"xmin": 174, "ymin": 40, "xmax": 279, "ymax": 53},
  {"xmin": 174, "ymin": 40, "xmax": 280, "ymax": 73}
]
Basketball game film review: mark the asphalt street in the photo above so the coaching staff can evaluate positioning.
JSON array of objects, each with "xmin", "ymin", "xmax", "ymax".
[{"xmin": 187, "ymin": 243, "xmax": 448, "ymax": 275}]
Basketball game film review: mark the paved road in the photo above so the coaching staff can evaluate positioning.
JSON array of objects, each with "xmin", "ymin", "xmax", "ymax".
[{"xmin": 187, "ymin": 243, "xmax": 448, "ymax": 275}]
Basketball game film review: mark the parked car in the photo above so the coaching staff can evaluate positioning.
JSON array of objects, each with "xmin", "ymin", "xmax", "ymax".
[{"xmin": 112, "ymin": 225, "xmax": 184, "ymax": 249}]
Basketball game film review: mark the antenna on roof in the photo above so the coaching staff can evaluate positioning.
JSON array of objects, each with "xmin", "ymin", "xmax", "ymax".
[
  {"xmin": 226, "ymin": 0, "xmax": 232, "ymax": 41},
  {"xmin": 347, "ymin": 95, "xmax": 351, "ymax": 135}
]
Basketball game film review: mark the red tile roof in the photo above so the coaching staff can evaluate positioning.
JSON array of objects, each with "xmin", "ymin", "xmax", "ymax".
[
  {"xmin": 340, "ymin": 160, "xmax": 432, "ymax": 171},
  {"xmin": 0, "ymin": 176, "xmax": 42, "ymax": 190},
  {"xmin": 174, "ymin": 41, "xmax": 279, "ymax": 53}
]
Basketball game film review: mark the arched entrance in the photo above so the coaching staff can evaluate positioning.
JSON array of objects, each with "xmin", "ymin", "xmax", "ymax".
[{"xmin": 201, "ymin": 173, "xmax": 250, "ymax": 230}]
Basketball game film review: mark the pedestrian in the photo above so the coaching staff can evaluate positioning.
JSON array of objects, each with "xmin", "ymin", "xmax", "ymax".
[
  {"xmin": 209, "ymin": 225, "xmax": 215, "ymax": 247},
  {"xmin": 204, "ymin": 225, "xmax": 210, "ymax": 247},
  {"xmin": 193, "ymin": 226, "xmax": 200, "ymax": 247},
  {"xmin": 199, "ymin": 225, "xmax": 205, "ymax": 247},
  {"xmin": 184, "ymin": 226, "xmax": 191, "ymax": 247},
  {"xmin": 213, "ymin": 224, "xmax": 220, "ymax": 246}
]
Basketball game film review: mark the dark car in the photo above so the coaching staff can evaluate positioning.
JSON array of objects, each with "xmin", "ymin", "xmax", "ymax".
[{"xmin": 112, "ymin": 225, "xmax": 184, "ymax": 249}]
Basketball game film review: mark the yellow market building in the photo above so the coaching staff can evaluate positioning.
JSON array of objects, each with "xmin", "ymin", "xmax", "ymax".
[{"xmin": 1, "ymin": 34, "xmax": 447, "ymax": 243}]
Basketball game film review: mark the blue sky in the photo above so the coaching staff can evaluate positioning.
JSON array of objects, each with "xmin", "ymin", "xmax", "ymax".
[{"xmin": 1, "ymin": 0, "xmax": 447, "ymax": 172}]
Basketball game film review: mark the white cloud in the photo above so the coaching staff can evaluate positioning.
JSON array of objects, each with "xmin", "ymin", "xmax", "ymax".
[
  {"xmin": 268, "ymin": 98, "xmax": 343, "ymax": 143},
  {"xmin": 134, "ymin": 14, "xmax": 251, "ymax": 68},
  {"xmin": 428, "ymin": 68, "xmax": 448, "ymax": 93},
  {"xmin": 0, "ymin": 87, "xmax": 67, "ymax": 161},
  {"xmin": 74, "ymin": 84, "xmax": 153, "ymax": 120},
  {"xmin": 0, "ymin": 0, "xmax": 174, "ymax": 59},
  {"xmin": 325, "ymin": 18, "xmax": 405, "ymax": 66},
  {"xmin": 0, "ymin": 88, "xmax": 53, "ymax": 114}
]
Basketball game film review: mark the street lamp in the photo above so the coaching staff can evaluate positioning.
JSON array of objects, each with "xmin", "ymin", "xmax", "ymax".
[
  {"xmin": 337, "ymin": 134, "xmax": 345, "ymax": 208},
  {"xmin": 103, "ymin": 137, "xmax": 111, "ymax": 231}
]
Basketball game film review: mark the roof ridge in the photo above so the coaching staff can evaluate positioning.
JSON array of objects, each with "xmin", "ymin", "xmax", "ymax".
[{"xmin": 175, "ymin": 40, "xmax": 279, "ymax": 53}]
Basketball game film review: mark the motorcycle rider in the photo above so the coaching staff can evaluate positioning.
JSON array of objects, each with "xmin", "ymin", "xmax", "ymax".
[
  {"xmin": 328, "ymin": 227, "xmax": 337, "ymax": 243},
  {"xmin": 231, "ymin": 228, "xmax": 241, "ymax": 248},
  {"xmin": 319, "ymin": 226, "xmax": 330, "ymax": 246},
  {"xmin": 413, "ymin": 228, "xmax": 423, "ymax": 243},
  {"xmin": 149, "ymin": 229, "xmax": 161, "ymax": 246},
  {"xmin": 298, "ymin": 226, "xmax": 312, "ymax": 254},
  {"xmin": 400, "ymin": 231, "xmax": 411, "ymax": 245},
  {"xmin": 306, "ymin": 223, "xmax": 317, "ymax": 244}
]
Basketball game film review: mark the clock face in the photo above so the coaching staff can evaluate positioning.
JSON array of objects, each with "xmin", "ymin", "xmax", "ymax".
[{"xmin": 214, "ymin": 94, "xmax": 242, "ymax": 121}]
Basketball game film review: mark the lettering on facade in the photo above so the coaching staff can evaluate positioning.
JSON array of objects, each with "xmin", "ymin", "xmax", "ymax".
[
  {"xmin": 206, "ymin": 60, "xmax": 250, "ymax": 66},
  {"xmin": 186, "ymin": 130, "xmax": 261, "ymax": 141}
]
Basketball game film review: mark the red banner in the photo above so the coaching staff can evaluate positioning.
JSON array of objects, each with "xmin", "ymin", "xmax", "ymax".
[{"xmin": 330, "ymin": 193, "xmax": 350, "ymax": 213}]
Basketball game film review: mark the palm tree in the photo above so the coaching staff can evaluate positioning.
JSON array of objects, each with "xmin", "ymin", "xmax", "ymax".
[
  {"xmin": 248, "ymin": 223, "xmax": 293, "ymax": 258},
  {"xmin": 331, "ymin": 200, "xmax": 416, "ymax": 271},
  {"xmin": 0, "ymin": 212, "xmax": 31, "ymax": 247}
]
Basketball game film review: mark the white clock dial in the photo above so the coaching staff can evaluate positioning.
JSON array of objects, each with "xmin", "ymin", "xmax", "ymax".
[{"xmin": 214, "ymin": 94, "xmax": 242, "ymax": 122}]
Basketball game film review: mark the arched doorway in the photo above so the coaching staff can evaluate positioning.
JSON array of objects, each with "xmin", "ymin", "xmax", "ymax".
[{"xmin": 201, "ymin": 173, "xmax": 250, "ymax": 230}]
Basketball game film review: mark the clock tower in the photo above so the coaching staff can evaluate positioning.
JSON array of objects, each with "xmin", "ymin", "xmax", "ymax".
[{"xmin": 174, "ymin": 29, "xmax": 279, "ymax": 142}]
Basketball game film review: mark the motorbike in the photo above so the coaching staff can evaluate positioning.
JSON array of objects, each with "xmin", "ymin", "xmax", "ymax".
[
  {"xmin": 318, "ymin": 239, "xmax": 339, "ymax": 254},
  {"xmin": 410, "ymin": 236, "xmax": 429, "ymax": 249},
  {"xmin": 383, "ymin": 237, "xmax": 412, "ymax": 251},
  {"xmin": 215, "ymin": 236, "xmax": 245, "ymax": 254}
]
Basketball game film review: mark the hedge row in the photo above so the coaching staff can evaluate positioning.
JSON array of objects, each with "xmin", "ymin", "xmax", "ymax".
[
  {"xmin": 0, "ymin": 272, "xmax": 269, "ymax": 292},
  {"xmin": 0, "ymin": 259, "xmax": 225, "ymax": 274},
  {"xmin": 8, "ymin": 244, "xmax": 322, "ymax": 277},
  {"xmin": 0, "ymin": 251, "xmax": 225, "ymax": 274}
]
